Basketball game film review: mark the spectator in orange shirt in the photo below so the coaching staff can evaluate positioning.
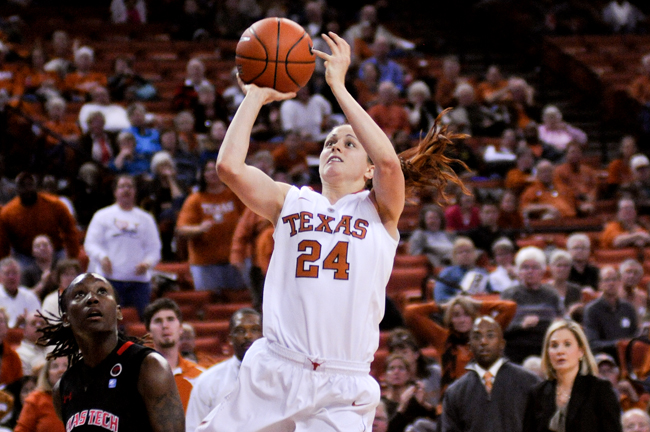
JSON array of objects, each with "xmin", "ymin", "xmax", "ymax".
[
  {"xmin": 42, "ymin": 97, "xmax": 81, "ymax": 147},
  {"xmin": 520, "ymin": 159, "xmax": 576, "ymax": 219},
  {"xmin": 0, "ymin": 308, "xmax": 22, "ymax": 386},
  {"xmin": 476, "ymin": 65, "xmax": 509, "ymax": 105},
  {"xmin": 0, "ymin": 172, "xmax": 79, "ymax": 265},
  {"xmin": 175, "ymin": 159, "xmax": 246, "ymax": 293},
  {"xmin": 14, "ymin": 356, "xmax": 67, "ymax": 432},
  {"xmin": 629, "ymin": 53, "xmax": 650, "ymax": 105},
  {"xmin": 63, "ymin": 46, "xmax": 107, "ymax": 103},
  {"xmin": 505, "ymin": 147, "xmax": 535, "ymax": 197},
  {"xmin": 553, "ymin": 142, "xmax": 598, "ymax": 216},
  {"xmin": 367, "ymin": 81, "xmax": 411, "ymax": 139},
  {"xmin": 17, "ymin": 46, "xmax": 61, "ymax": 102},
  {"xmin": 435, "ymin": 55, "xmax": 465, "ymax": 110},
  {"xmin": 606, "ymin": 135, "xmax": 637, "ymax": 197},
  {"xmin": 600, "ymin": 198, "xmax": 650, "ymax": 249},
  {"xmin": 353, "ymin": 61, "xmax": 380, "ymax": 110},
  {"xmin": 144, "ymin": 298, "xmax": 204, "ymax": 413},
  {"xmin": 271, "ymin": 130, "xmax": 310, "ymax": 186}
]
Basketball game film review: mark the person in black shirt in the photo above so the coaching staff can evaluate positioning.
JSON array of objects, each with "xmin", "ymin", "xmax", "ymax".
[
  {"xmin": 40, "ymin": 273, "xmax": 184, "ymax": 432},
  {"xmin": 566, "ymin": 233, "xmax": 600, "ymax": 291}
]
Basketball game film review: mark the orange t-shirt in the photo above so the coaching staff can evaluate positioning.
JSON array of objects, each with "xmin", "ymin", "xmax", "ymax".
[
  {"xmin": 607, "ymin": 158, "xmax": 633, "ymax": 186},
  {"xmin": 176, "ymin": 190, "xmax": 245, "ymax": 266},
  {"xmin": 629, "ymin": 74, "xmax": 650, "ymax": 104},
  {"xmin": 519, "ymin": 181, "xmax": 577, "ymax": 217},
  {"xmin": 174, "ymin": 355, "xmax": 204, "ymax": 412},
  {"xmin": 367, "ymin": 103, "xmax": 411, "ymax": 138},
  {"xmin": 600, "ymin": 220, "xmax": 648, "ymax": 249},
  {"xmin": 553, "ymin": 162, "xmax": 598, "ymax": 201},
  {"xmin": 63, "ymin": 71, "xmax": 107, "ymax": 100},
  {"xmin": 504, "ymin": 168, "xmax": 534, "ymax": 196},
  {"xmin": 14, "ymin": 390, "xmax": 64, "ymax": 432},
  {"xmin": 43, "ymin": 119, "xmax": 81, "ymax": 146}
]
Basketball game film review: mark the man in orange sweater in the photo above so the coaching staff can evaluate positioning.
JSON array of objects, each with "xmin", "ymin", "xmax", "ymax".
[{"xmin": 0, "ymin": 173, "xmax": 79, "ymax": 268}]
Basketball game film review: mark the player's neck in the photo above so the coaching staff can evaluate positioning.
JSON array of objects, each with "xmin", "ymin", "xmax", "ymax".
[
  {"xmin": 322, "ymin": 181, "xmax": 366, "ymax": 205},
  {"xmin": 78, "ymin": 331, "xmax": 119, "ymax": 368}
]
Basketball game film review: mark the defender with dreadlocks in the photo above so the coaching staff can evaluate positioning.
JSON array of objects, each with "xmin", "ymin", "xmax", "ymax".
[
  {"xmin": 197, "ymin": 32, "xmax": 468, "ymax": 432},
  {"xmin": 40, "ymin": 273, "xmax": 184, "ymax": 432}
]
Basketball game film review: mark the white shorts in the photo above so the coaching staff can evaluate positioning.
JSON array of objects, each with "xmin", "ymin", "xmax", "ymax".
[{"xmin": 196, "ymin": 338, "xmax": 380, "ymax": 432}]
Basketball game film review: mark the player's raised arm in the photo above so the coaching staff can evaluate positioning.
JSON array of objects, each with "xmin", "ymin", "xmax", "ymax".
[
  {"xmin": 216, "ymin": 84, "xmax": 295, "ymax": 224},
  {"xmin": 313, "ymin": 32, "xmax": 405, "ymax": 236}
]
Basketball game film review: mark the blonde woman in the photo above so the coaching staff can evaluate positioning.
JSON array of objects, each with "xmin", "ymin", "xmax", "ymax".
[{"xmin": 523, "ymin": 319, "xmax": 621, "ymax": 432}]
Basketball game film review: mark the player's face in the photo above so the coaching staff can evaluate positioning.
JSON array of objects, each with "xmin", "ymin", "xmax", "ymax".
[
  {"xmin": 48, "ymin": 356, "xmax": 69, "ymax": 387},
  {"xmin": 547, "ymin": 328, "xmax": 584, "ymax": 375},
  {"xmin": 63, "ymin": 275, "xmax": 122, "ymax": 334},
  {"xmin": 319, "ymin": 125, "xmax": 373, "ymax": 186},
  {"xmin": 230, "ymin": 313, "xmax": 262, "ymax": 361},
  {"xmin": 149, "ymin": 309, "xmax": 181, "ymax": 350}
]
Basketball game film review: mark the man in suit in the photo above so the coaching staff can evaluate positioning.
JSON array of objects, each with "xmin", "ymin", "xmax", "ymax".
[{"xmin": 440, "ymin": 316, "xmax": 541, "ymax": 432}]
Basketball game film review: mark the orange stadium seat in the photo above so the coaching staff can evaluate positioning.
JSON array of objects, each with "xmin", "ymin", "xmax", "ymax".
[
  {"xmin": 203, "ymin": 303, "xmax": 254, "ymax": 321},
  {"xmin": 386, "ymin": 267, "xmax": 429, "ymax": 298}
]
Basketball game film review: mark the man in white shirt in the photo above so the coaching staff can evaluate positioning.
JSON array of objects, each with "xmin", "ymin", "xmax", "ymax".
[
  {"xmin": 78, "ymin": 86, "xmax": 131, "ymax": 133},
  {"xmin": 83, "ymin": 174, "xmax": 161, "ymax": 319},
  {"xmin": 0, "ymin": 257, "xmax": 40, "ymax": 328},
  {"xmin": 279, "ymin": 85, "xmax": 333, "ymax": 141},
  {"xmin": 185, "ymin": 308, "xmax": 262, "ymax": 432},
  {"xmin": 488, "ymin": 237, "xmax": 519, "ymax": 293},
  {"xmin": 15, "ymin": 311, "xmax": 47, "ymax": 375}
]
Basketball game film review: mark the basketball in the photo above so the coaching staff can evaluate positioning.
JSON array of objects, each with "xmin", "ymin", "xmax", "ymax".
[{"xmin": 236, "ymin": 17, "xmax": 316, "ymax": 93}]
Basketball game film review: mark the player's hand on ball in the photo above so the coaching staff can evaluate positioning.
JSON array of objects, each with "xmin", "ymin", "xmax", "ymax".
[
  {"xmin": 313, "ymin": 32, "xmax": 350, "ymax": 89},
  {"xmin": 238, "ymin": 74, "xmax": 296, "ymax": 104}
]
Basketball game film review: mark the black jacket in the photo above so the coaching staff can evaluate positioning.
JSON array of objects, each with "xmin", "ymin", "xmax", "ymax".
[{"xmin": 523, "ymin": 374, "xmax": 622, "ymax": 432}]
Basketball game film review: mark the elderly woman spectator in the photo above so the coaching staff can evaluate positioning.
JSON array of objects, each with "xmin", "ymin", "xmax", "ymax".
[
  {"xmin": 537, "ymin": 105, "xmax": 588, "ymax": 157},
  {"xmin": 79, "ymin": 111, "xmax": 119, "ymax": 167},
  {"xmin": 501, "ymin": 246, "xmax": 562, "ymax": 363},
  {"xmin": 566, "ymin": 232, "xmax": 600, "ymax": 292},
  {"xmin": 62, "ymin": 46, "xmax": 107, "ymax": 102},
  {"xmin": 172, "ymin": 57, "xmax": 211, "ymax": 112},
  {"xmin": 108, "ymin": 131, "xmax": 150, "ymax": 176},
  {"xmin": 434, "ymin": 237, "xmax": 491, "ymax": 302},
  {"xmin": 408, "ymin": 204, "xmax": 454, "ymax": 267},
  {"xmin": 405, "ymin": 80, "xmax": 437, "ymax": 135},
  {"xmin": 548, "ymin": 249, "xmax": 582, "ymax": 314},
  {"xmin": 125, "ymin": 102, "xmax": 160, "ymax": 158},
  {"xmin": 601, "ymin": 198, "xmax": 650, "ymax": 249},
  {"xmin": 619, "ymin": 258, "xmax": 648, "ymax": 321},
  {"xmin": 621, "ymin": 408, "xmax": 650, "ymax": 432},
  {"xmin": 488, "ymin": 237, "xmax": 519, "ymax": 293}
]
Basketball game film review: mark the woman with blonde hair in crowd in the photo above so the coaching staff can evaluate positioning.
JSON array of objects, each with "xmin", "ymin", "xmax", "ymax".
[
  {"xmin": 523, "ymin": 319, "xmax": 621, "ymax": 432},
  {"xmin": 14, "ymin": 356, "xmax": 68, "ymax": 432}
]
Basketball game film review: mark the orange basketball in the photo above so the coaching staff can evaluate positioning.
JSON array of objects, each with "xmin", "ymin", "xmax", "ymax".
[{"xmin": 236, "ymin": 17, "xmax": 316, "ymax": 93}]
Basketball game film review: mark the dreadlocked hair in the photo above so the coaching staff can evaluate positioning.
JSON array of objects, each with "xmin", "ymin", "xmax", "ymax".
[
  {"xmin": 397, "ymin": 109, "xmax": 471, "ymax": 204},
  {"xmin": 37, "ymin": 309, "xmax": 81, "ymax": 366}
]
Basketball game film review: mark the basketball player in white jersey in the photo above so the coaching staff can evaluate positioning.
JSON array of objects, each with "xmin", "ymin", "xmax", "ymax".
[{"xmin": 197, "ymin": 32, "xmax": 466, "ymax": 432}]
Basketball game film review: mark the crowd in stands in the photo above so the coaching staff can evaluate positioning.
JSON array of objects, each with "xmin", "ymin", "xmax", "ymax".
[{"xmin": 1, "ymin": 0, "xmax": 650, "ymax": 431}]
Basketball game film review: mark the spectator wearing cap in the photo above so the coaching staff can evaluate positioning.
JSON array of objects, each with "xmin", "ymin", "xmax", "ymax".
[
  {"xmin": 601, "ymin": 198, "xmax": 650, "ymax": 249},
  {"xmin": 621, "ymin": 153, "xmax": 650, "ymax": 215},
  {"xmin": 488, "ymin": 237, "xmax": 518, "ymax": 293},
  {"xmin": 596, "ymin": 353, "xmax": 649, "ymax": 413},
  {"xmin": 584, "ymin": 266, "xmax": 638, "ymax": 360}
]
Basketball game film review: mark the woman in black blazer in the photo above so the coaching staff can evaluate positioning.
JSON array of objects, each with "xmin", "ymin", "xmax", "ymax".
[{"xmin": 523, "ymin": 319, "xmax": 622, "ymax": 432}]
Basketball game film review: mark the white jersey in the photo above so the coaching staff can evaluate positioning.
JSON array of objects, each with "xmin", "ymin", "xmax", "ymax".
[{"xmin": 264, "ymin": 186, "xmax": 398, "ymax": 364}]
